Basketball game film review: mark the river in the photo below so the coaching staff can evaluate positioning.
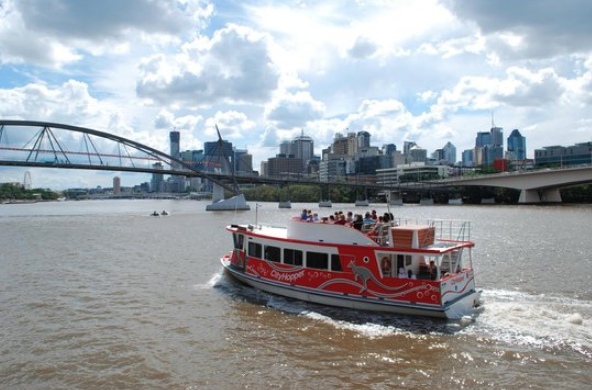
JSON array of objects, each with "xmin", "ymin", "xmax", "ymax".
[{"xmin": 0, "ymin": 200, "xmax": 590, "ymax": 389}]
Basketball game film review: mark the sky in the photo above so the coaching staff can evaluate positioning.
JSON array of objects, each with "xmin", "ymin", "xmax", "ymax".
[{"xmin": 0, "ymin": 0, "xmax": 591, "ymax": 190}]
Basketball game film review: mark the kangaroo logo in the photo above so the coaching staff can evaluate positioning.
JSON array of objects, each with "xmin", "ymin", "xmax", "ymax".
[{"xmin": 348, "ymin": 261, "xmax": 408, "ymax": 293}]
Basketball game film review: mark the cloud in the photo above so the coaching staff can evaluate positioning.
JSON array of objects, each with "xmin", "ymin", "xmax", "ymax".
[
  {"xmin": 348, "ymin": 36, "xmax": 378, "ymax": 59},
  {"xmin": 136, "ymin": 24, "xmax": 281, "ymax": 107},
  {"xmin": 0, "ymin": 80, "xmax": 104, "ymax": 123},
  {"xmin": 0, "ymin": 0, "xmax": 213, "ymax": 67},
  {"xmin": 204, "ymin": 110, "xmax": 257, "ymax": 140},
  {"xmin": 265, "ymin": 91, "xmax": 326, "ymax": 129},
  {"xmin": 444, "ymin": 0, "xmax": 592, "ymax": 59}
]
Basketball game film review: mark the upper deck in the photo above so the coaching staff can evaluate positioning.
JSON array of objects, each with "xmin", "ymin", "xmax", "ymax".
[{"xmin": 228, "ymin": 217, "xmax": 474, "ymax": 254}]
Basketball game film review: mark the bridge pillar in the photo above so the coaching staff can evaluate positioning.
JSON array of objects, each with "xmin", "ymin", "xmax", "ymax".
[
  {"xmin": 519, "ymin": 188, "xmax": 563, "ymax": 203},
  {"xmin": 206, "ymin": 183, "xmax": 250, "ymax": 211},
  {"xmin": 541, "ymin": 188, "xmax": 562, "ymax": 203},
  {"xmin": 519, "ymin": 189, "xmax": 540, "ymax": 203},
  {"xmin": 388, "ymin": 191, "xmax": 403, "ymax": 206}
]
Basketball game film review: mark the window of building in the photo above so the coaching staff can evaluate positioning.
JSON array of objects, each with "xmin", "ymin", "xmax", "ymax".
[
  {"xmin": 284, "ymin": 248, "xmax": 303, "ymax": 266},
  {"xmin": 248, "ymin": 242, "xmax": 262, "ymax": 259},
  {"xmin": 307, "ymin": 251, "xmax": 328, "ymax": 270},
  {"xmin": 265, "ymin": 245, "xmax": 281, "ymax": 262}
]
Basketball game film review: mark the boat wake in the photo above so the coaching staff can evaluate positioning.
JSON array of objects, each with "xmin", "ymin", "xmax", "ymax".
[
  {"xmin": 461, "ymin": 289, "xmax": 592, "ymax": 358},
  {"xmin": 214, "ymin": 272, "xmax": 475, "ymax": 337},
  {"xmin": 194, "ymin": 273, "xmax": 223, "ymax": 290}
]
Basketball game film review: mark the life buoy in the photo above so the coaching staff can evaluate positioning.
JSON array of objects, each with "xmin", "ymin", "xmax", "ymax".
[{"xmin": 381, "ymin": 257, "xmax": 391, "ymax": 275}]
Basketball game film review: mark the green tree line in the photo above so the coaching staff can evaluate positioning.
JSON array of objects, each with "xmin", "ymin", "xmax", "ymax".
[{"xmin": 0, "ymin": 183, "xmax": 60, "ymax": 201}]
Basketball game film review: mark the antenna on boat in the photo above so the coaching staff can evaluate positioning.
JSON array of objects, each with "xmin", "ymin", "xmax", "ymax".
[{"xmin": 255, "ymin": 203, "xmax": 261, "ymax": 227}]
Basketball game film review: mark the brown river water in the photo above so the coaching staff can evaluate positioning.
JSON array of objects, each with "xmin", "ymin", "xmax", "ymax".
[{"xmin": 1, "ymin": 200, "xmax": 591, "ymax": 389}]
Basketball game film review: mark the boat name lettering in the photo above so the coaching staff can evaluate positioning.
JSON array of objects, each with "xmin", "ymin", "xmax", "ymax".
[{"xmin": 271, "ymin": 269, "xmax": 305, "ymax": 283}]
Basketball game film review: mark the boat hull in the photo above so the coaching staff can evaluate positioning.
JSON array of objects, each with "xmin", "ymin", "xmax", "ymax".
[{"xmin": 221, "ymin": 257, "xmax": 480, "ymax": 319}]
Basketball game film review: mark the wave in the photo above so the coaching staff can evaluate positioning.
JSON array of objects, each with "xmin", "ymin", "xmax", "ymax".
[{"xmin": 461, "ymin": 289, "xmax": 592, "ymax": 358}]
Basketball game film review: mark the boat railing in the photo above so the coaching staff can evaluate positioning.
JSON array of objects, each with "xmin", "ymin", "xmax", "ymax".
[{"xmin": 393, "ymin": 218, "xmax": 472, "ymax": 242}]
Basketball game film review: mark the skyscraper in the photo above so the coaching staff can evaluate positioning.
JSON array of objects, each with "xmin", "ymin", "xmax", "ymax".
[
  {"xmin": 169, "ymin": 131, "xmax": 180, "ymax": 166},
  {"xmin": 507, "ymin": 129, "xmax": 527, "ymax": 160},
  {"xmin": 290, "ymin": 132, "xmax": 314, "ymax": 172},
  {"xmin": 169, "ymin": 130, "xmax": 185, "ymax": 192},
  {"xmin": 474, "ymin": 126, "xmax": 503, "ymax": 167},
  {"xmin": 113, "ymin": 176, "xmax": 121, "ymax": 194},
  {"xmin": 442, "ymin": 141, "xmax": 457, "ymax": 165},
  {"xmin": 357, "ymin": 131, "xmax": 371, "ymax": 149}
]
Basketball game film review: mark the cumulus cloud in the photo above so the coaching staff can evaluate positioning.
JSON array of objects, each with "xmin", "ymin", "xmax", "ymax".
[
  {"xmin": 136, "ymin": 24, "xmax": 280, "ymax": 107},
  {"xmin": 444, "ymin": 0, "xmax": 592, "ymax": 59},
  {"xmin": 0, "ymin": 0, "xmax": 212, "ymax": 66},
  {"xmin": 204, "ymin": 110, "xmax": 257, "ymax": 140},
  {"xmin": 265, "ymin": 91, "xmax": 326, "ymax": 129},
  {"xmin": 0, "ymin": 80, "xmax": 104, "ymax": 123}
]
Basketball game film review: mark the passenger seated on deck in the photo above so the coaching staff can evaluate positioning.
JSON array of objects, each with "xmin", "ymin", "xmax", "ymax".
[
  {"xmin": 398, "ymin": 267, "xmax": 407, "ymax": 278},
  {"xmin": 428, "ymin": 260, "xmax": 438, "ymax": 280},
  {"xmin": 334, "ymin": 214, "xmax": 347, "ymax": 225},
  {"xmin": 346, "ymin": 211, "xmax": 354, "ymax": 224},
  {"xmin": 301, "ymin": 209, "xmax": 308, "ymax": 220},
  {"xmin": 407, "ymin": 269, "xmax": 416, "ymax": 280},
  {"xmin": 352, "ymin": 214, "xmax": 364, "ymax": 230},
  {"xmin": 363, "ymin": 212, "xmax": 375, "ymax": 225}
]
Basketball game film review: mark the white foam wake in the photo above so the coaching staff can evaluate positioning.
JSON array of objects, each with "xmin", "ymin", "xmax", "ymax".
[{"xmin": 464, "ymin": 289, "xmax": 592, "ymax": 357}]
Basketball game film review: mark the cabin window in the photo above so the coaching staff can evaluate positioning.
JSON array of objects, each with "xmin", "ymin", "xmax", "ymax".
[
  {"xmin": 307, "ymin": 251, "xmax": 328, "ymax": 270},
  {"xmin": 264, "ymin": 245, "xmax": 281, "ymax": 262},
  {"xmin": 331, "ymin": 254, "xmax": 342, "ymax": 271},
  {"xmin": 284, "ymin": 249, "xmax": 303, "ymax": 266},
  {"xmin": 233, "ymin": 234, "xmax": 244, "ymax": 250},
  {"xmin": 397, "ymin": 254, "xmax": 412, "ymax": 269},
  {"xmin": 248, "ymin": 242, "xmax": 262, "ymax": 259}
]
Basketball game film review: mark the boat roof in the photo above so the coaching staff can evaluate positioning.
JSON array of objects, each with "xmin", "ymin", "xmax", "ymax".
[{"xmin": 228, "ymin": 217, "xmax": 474, "ymax": 254}]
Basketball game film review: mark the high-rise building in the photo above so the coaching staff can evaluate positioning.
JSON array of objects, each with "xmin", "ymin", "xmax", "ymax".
[
  {"xmin": 462, "ymin": 149, "xmax": 474, "ymax": 167},
  {"xmin": 113, "ymin": 176, "xmax": 121, "ymax": 194},
  {"xmin": 507, "ymin": 129, "xmax": 527, "ymax": 160},
  {"xmin": 403, "ymin": 141, "xmax": 417, "ymax": 156},
  {"xmin": 234, "ymin": 149, "xmax": 253, "ymax": 173},
  {"xmin": 357, "ymin": 131, "xmax": 371, "ymax": 149},
  {"xmin": 408, "ymin": 145, "xmax": 427, "ymax": 163},
  {"xmin": 151, "ymin": 162, "xmax": 164, "ymax": 192},
  {"xmin": 442, "ymin": 142, "xmax": 457, "ymax": 165},
  {"xmin": 291, "ymin": 132, "xmax": 314, "ymax": 172},
  {"xmin": 474, "ymin": 126, "xmax": 503, "ymax": 167},
  {"xmin": 169, "ymin": 130, "xmax": 185, "ymax": 192},
  {"xmin": 278, "ymin": 131, "xmax": 315, "ymax": 172},
  {"xmin": 169, "ymin": 131, "xmax": 180, "ymax": 166}
]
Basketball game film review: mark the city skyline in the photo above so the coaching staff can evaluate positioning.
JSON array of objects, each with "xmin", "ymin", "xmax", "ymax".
[{"xmin": 1, "ymin": 1, "xmax": 591, "ymax": 189}]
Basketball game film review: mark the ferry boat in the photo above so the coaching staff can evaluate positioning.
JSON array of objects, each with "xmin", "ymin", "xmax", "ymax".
[{"xmin": 221, "ymin": 216, "xmax": 481, "ymax": 319}]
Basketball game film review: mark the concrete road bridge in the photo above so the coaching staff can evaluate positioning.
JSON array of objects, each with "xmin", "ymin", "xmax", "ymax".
[{"xmin": 434, "ymin": 166, "xmax": 592, "ymax": 203}]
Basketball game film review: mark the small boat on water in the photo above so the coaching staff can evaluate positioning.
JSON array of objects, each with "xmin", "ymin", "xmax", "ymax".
[{"xmin": 221, "ymin": 216, "xmax": 481, "ymax": 319}]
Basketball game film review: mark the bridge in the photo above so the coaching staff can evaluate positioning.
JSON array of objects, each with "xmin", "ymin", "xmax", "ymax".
[
  {"xmin": 1, "ymin": 120, "xmax": 591, "ymax": 205},
  {"xmin": 434, "ymin": 166, "xmax": 592, "ymax": 203}
]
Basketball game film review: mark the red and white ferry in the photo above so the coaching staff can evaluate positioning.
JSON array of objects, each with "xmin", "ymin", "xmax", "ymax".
[{"xmin": 221, "ymin": 216, "xmax": 481, "ymax": 319}]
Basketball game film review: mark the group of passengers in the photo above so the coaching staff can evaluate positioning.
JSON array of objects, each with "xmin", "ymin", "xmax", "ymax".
[{"xmin": 299, "ymin": 208, "xmax": 395, "ymax": 235}]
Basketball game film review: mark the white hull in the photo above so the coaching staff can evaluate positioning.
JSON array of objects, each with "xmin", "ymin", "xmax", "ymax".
[
  {"xmin": 278, "ymin": 201, "xmax": 292, "ymax": 209},
  {"xmin": 222, "ymin": 259, "xmax": 480, "ymax": 319}
]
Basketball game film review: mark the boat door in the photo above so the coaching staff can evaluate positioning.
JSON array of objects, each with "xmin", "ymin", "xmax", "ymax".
[{"xmin": 232, "ymin": 233, "xmax": 246, "ymax": 269}]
